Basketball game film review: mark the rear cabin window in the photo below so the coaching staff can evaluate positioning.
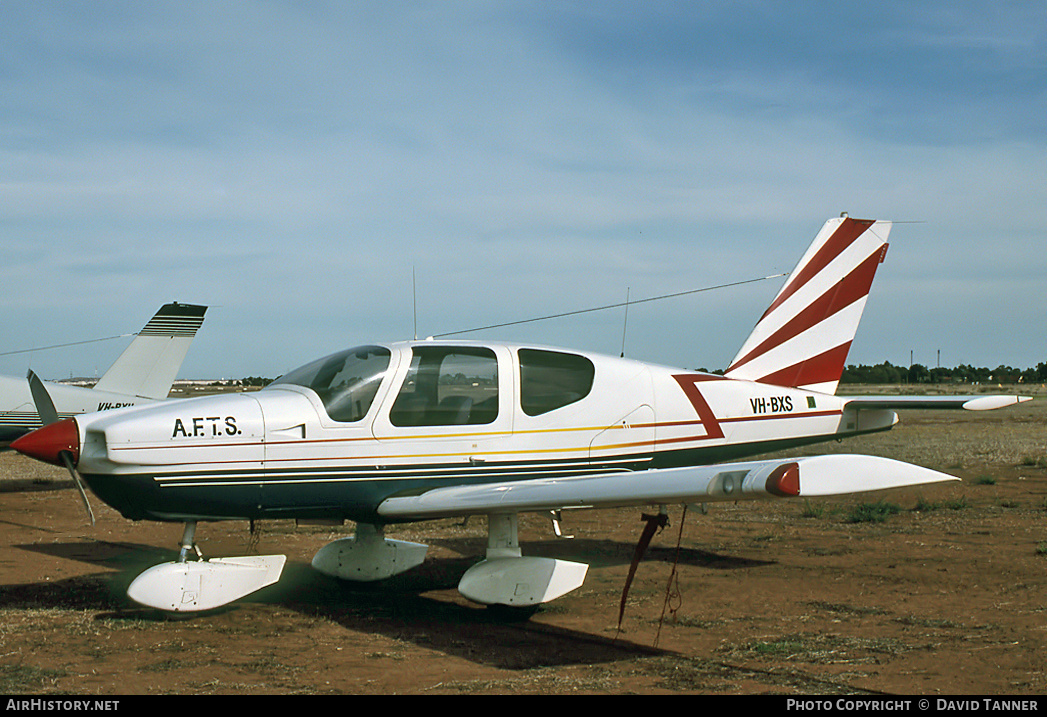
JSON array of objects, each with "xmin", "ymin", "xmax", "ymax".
[
  {"xmin": 389, "ymin": 347, "xmax": 499, "ymax": 426},
  {"xmin": 519, "ymin": 349, "xmax": 595, "ymax": 416}
]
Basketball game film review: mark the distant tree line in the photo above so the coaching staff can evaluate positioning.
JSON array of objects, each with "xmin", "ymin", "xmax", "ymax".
[
  {"xmin": 203, "ymin": 377, "xmax": 273, "ymax": 389},
  {"xmin": 840, "ymin": 361, "xmax": 1047, "ymax": 385}
]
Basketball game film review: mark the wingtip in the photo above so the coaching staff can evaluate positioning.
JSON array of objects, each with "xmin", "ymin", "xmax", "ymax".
[{"xmin": 795, "ymin": 455, "xmax": 958, "ymax": 497}]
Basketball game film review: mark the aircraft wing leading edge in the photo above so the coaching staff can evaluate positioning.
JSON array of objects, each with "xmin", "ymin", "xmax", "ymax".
[{"xmin": 377, "ymin": 454, "xmax": 957, "ymax": 521}]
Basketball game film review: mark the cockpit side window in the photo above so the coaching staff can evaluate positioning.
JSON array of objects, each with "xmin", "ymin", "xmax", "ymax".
[
  {"xmin": 519, "ymin": 349, "xmax": 595, "ymax": 416},
  {"xmin": 389, "ymin": 346, "xmax": 499, "ymax": 427},
  {"xmin": 269, "ymin": 345, "xmax": 391, "ymax": 422}
]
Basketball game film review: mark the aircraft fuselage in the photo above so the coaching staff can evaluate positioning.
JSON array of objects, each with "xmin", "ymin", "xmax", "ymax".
[{"xmin": 60, "ymin": 341, "xmax": 895, "ymax": 523}]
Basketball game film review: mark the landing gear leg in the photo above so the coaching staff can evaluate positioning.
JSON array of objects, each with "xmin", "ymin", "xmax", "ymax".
[{"xmin": 177, "ymin": 521, "xmax": 203, "ymax": 562}]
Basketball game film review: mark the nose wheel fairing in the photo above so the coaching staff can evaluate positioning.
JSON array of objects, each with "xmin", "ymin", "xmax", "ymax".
[
  {"xmin": 127, "ymin": 554, "xmax": 287, "ymax": 612},
  {"xmin": 126, "ymin": 521, "xmax": 287, "ymax": 612}
]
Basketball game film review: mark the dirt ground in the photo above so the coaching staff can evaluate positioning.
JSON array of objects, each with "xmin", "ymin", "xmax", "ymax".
[{"xmin": 1, "ymin": 385, "xmax": 1045, "ymax": 695}]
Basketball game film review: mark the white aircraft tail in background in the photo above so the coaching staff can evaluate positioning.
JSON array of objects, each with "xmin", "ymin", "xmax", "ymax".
[
  {"xmin": 91, "ymin": 302, "xmax": 208, "ymax": 399},
  {"xmin": 0, "ymin": 302, "xmax": 207, "ymax": 444}
]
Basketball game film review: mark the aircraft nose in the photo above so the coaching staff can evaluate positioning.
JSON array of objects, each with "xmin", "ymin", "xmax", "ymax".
[{"xmin": 11, "ymin": 418, "xmax": 80, "ymax": 467}]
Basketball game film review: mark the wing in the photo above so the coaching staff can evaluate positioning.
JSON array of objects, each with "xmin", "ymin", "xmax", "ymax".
[
  {"xmin": 377, "ymin": 454, "xmax": 956, "ymax": 521},
  {"xmin": 843, "ymin": 395, "xmax": 1031, "ymax": 411}
]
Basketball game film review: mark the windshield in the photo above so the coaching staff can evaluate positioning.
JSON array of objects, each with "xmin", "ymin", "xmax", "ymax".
[{"xmin": 269, "ymin": 345, "xmax": 391, "ymax": 422}]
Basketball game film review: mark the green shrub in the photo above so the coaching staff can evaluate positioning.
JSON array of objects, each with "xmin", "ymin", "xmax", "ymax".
[{"xmin": 846, "ymin": 501, "xmax": 902, "ymax": 524}]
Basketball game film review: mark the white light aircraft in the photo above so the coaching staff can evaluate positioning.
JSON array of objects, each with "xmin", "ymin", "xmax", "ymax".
[
  {"xmin": 11, "ymin": 217, "xmax": 1029, "ymax": 615},
  {"xmin": 0, "ymin": 303, "xmax": 207, "ymax": 446}
]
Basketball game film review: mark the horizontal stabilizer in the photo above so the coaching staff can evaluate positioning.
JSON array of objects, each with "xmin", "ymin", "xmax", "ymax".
[
  {"xmin": 377, "ymin": 455, "xmax": 957, "ymax": 520},
  {"xmin": 844, "ymin": 395, "xmax": 1031, "ymax": 411}
]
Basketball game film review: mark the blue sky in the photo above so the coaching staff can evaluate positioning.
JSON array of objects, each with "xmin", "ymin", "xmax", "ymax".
[{"xmin": 1, "ymin": 1, "xmax": 1044, "ymax": 381}]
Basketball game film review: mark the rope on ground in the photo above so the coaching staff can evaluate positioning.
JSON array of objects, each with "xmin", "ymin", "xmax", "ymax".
[{"xmin": 654, "ymin": 505, "xmax": 688, "ymax": 648}]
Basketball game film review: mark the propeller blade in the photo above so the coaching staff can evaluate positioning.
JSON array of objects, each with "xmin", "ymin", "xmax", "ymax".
[
  {"xmin": 60, "ymin": 450, "xmax": 96, "ymax": 526},
  {"xmin": 26, "ymin": 370, "xmax": 59, "ymax": 426},
  {"xmin": 24, "ymin": 370, "xmax": 95, "ymax": 525}
]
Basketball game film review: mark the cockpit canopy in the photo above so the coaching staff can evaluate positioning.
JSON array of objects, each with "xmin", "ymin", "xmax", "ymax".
[{"xmin": 269, "ymin": 343, "xmax": 596, "ymax": 425}]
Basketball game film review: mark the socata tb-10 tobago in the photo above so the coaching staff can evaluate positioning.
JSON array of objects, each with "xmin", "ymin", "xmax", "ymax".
[{"xmin": 13, "ymin": 215, "xmax": 1029, "ymax": 614}]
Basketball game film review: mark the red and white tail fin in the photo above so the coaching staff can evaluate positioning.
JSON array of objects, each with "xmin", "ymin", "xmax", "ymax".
[{"xmin": 724, "ymin": 216, "xmax": 891, "ymax": 395}]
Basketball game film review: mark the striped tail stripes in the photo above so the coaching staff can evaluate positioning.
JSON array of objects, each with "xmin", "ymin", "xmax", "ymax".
[
  {"xmin": 137, "ymin": 302, "xmax": 207, "ymax": 338},
  {"xmin": 724, "ymin": 216, "xmax": 892, "ymax": 395},
  {"xmin": 92, "ymin": 303, "xmax": 208, "ymax": 399}
]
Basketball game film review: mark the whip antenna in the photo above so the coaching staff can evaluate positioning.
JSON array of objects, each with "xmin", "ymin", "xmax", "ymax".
[{"xmin": 620, "ymin": 287, "xmax": 630, "ymax": 358}]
